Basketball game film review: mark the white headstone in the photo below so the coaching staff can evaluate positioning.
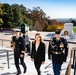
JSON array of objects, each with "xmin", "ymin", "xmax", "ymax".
[{"xmin": 61, "ymin": 23, "xmax": 74, "ymax": 39}]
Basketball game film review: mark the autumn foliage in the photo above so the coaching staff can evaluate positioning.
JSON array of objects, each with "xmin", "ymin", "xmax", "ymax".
[{"xmin": 47, "ymin": 19, "xmax": 64, "ymax": 31}]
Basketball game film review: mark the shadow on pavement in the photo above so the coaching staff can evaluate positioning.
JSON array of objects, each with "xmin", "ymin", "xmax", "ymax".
[{"xmin": 1, "ymin": 72, "xmax": 16, "ymax": 75}]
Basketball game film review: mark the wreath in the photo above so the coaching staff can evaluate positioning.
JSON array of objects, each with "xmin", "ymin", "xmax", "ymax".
[{"xmin": 64, "ymin": 31, "xmax": 68, "ymax": 35}]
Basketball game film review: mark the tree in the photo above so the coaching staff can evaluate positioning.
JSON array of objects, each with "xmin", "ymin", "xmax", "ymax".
[
  {"xmin": 12, "ymin": 4, "xmax": 31, "ymax": 27},
  {"xmin": 27, "ymin": 6, "xmax": 48, "ymax": 30},
  {"xmin": 0, "ymin": 3, "xmax": 3, "ymax": 26},
  {"xmin": 2, "ymin": 3, "xmax": 13, "ymax": 28},
  {"xmin": 71, "ymin": 19, "xmax": 76, "ymax": 26}
]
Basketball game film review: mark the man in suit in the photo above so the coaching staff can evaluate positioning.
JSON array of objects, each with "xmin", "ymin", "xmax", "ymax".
[
  {"xmin": 48, "ymin": 29, "xmax": 68, "ymax": 75},
  {"xmin": 23, "ymin": 30, "xmax": 30, "ymax": 55},
  {"xmin": 11, "ymin": 31, "xmax": 27, "ymax": 75},
  {"xmin": 31, "ymin": 33, "xmax": 45, "ymax": 75}
]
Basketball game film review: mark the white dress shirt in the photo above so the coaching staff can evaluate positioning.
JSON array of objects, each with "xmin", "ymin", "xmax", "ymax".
[{"xmin": 36, "ymin": 43, "xmax": 39, "ymax": 52}]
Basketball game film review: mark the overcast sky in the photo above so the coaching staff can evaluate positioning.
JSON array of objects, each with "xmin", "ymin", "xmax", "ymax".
[{"xmin": 1, "ymin": 0, "xmax": 76, "ymax": 19}]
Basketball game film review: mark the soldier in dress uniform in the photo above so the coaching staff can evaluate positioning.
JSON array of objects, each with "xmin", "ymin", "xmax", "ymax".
[
  {"xmin": 11, "ymin": 31, "xmax": 27, "ymax": 75},
  {"xmin": 48, "ymin": 29, "xmax": 68, "ymax": 75}
]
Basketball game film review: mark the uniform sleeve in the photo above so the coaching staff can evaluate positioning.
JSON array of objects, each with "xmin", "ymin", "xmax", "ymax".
[
  {"xmin": 48, "ymin": 40, "xmax": 52, "ymax": 59},
  {"xmin": 21, "ymin": 37, "xmax": 25, "ymax": 54},
  {"xmin": 42, "ymin": 43, "xmax": 45, "ymax": 61},
  {"xmin": 31, "ymin": 42, "xmax": 34, "ymax": 59},
  {"xmin": 64, "ymin": 39, "xmax": 68, "ymax": 61}
]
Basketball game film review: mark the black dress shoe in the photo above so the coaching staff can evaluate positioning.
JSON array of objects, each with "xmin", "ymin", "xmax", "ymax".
[
  {"xmin": 23, "ymin": 69, "xmax": 26, "ymax": 73},
  {"xmin": 16, "ymin": 71, "xmax": 21, "ymax": 75}
]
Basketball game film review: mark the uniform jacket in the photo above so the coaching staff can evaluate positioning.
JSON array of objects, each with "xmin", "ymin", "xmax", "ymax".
[
  {"xmin": 11, "ymin": 36, "xmax": 25, "ymax": 55},
  {"xmin": 31, "ymin": 42, "xmax": 45, "ymax": 62},
  {"xmin": 48, "ymin": 37, "xmax": 68, "ymax": 64}
]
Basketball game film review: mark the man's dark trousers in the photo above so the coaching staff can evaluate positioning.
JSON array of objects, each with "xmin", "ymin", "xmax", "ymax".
[
  {"xmin": 52, "ymin": 62, "xmax": 62, "ymax": 75},
  {"xmin": 14, "ymin": 51, "xmax": 26, "ymax": 73}
]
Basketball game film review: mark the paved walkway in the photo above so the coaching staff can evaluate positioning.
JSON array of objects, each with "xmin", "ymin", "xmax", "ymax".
[
  {"xmin": 0, "ymin": 32, "xmax": 75, "ymax": 75},
  {"xmin": 0, "ymin": 51, "xmax": 74, "ymax": 75}
]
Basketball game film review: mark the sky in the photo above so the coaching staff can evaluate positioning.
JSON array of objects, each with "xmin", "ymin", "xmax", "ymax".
[{"xmin": 0, "ymin": 0, "xmax": 76, "ymax": 19}]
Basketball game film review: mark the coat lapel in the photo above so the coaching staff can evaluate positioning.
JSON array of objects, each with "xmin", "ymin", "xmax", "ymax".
[{"xmin": 33, "ymin": 43, "xmax": 36, "ymax": 52}]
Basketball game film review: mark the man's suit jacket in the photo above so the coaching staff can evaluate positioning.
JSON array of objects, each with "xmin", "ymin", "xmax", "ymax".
[
  {"xmin": 12, "ymin": 36, "xmax": 25, "ymax": 56},
  {"xmin": 31, "ymin": 42, "xmax": 45, "ymax": 62}
]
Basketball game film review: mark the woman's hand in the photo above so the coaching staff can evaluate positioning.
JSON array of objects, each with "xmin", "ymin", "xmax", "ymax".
[
  {"xmin": 11, "ymin": 47, "xmax": 14, "ymax": 51},
  {"xmin": 42, "ymin": 61, "xmax": 45, "ymax": 64},
  {"xmin": 31, "ymin": 58, "xmax": 34, "ymax": 61},
  {"xmin": 20, "ymin": 54, "xmax": 23, "ymax": 57}
]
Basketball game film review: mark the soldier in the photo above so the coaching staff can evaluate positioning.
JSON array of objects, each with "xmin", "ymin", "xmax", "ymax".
[
  {"xmin": 11, "ymin": 31, "xmax": 27, "ymax": 75},
  {"xmin": 48, "ymin": 29, "xmax": 68, "ymax": 75}
]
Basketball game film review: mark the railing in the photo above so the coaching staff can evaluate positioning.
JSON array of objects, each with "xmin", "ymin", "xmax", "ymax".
[
  {"xmin": 0, "ymin": 39, "xmax": 11, "ymax": 47},
  {"xmin": 0, "ymin": 39, "xmax": 12, "ymax": 69},
  {"xmin": 71, "ymin": 47, "xmax": 76, "ymax": 75},
  {"xmin": 0, "ymin": 39, "xmax": 76, "ymax": 75}
]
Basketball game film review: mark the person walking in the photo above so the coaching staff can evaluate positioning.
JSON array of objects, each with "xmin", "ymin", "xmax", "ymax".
[
  {"xmin": 11, "ymin": 31, "xmax": 27, "ymax": 75},
  {"xmin": 23, "ymin": 30, "xmax": 30, "ymax": 55},
  {"xmin": 48, "ymin": 29, "xmax": 68, "ymax": 75},
  {"xmin": 31, "ymin": 33, "xmax": 45, "ymax": 75}
]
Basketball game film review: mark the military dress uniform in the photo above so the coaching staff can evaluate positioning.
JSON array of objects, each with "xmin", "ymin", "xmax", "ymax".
[
  {"xmin": 48, "ymin": 31, "xmax": 68, "ymax": 75},
  {"xmin": 11, "ymin": 35, "xmax": 27, "ymax": 75}
]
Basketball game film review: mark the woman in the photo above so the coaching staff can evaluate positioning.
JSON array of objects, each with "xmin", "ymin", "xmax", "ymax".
[{"xmin": 31, "ymin": 33, "xmax": 45, "ymax": 75}]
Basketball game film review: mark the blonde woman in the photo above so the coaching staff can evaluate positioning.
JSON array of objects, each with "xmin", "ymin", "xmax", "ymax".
[{"xmin": 31, "ymin": 33, "xmax": 45, "ymax": 75}]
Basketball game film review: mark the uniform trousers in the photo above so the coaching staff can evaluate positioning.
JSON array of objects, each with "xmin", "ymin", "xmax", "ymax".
[
  {"xmin": 52, "ymin": 62, "xmax": 62, "ymax": 75},
  {"xmin": 14, "ymin": 51, "xmax": 26, "ymax": 72}
]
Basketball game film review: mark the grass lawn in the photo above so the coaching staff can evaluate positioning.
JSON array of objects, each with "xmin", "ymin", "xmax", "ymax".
[{"xmin": 73, "ymin": 27, "xmax": 76, "ymax": 33}]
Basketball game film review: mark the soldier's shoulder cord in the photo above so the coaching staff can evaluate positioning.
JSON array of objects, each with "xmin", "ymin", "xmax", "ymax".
[
  {"xmin": 49, "ymin": 37, "xmax": 55, "ymax": 44},
  {"xmin": 50, "ymin": 37, "xmax": 53, "ymax": 41}
]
